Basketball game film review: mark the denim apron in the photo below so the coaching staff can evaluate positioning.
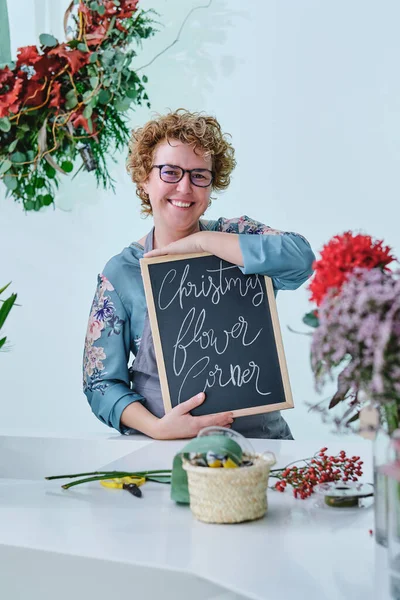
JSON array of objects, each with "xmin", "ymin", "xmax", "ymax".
[{"xmin": 131, "ymin": 228, "xmax": 293, "ymax": 440}]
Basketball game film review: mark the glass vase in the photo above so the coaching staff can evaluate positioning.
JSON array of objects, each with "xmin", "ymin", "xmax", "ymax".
[
  {"xmin": 386, "ymin": 434, "xmax": 400, "ymax": 598},
  {"xmin": 374, "ymin": 402, "xmax": 400, "ymax": 547},
  {"xmin": 374, "ymin": 421, "xmax": 391, "ymax": 547}
]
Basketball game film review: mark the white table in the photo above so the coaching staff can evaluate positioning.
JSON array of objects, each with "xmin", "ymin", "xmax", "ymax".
[{"xmin": 0, "ymin": 432, "xmax": 388, "ymax": 599}]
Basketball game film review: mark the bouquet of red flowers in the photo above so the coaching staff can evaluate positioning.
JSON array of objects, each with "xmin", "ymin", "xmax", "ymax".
[
  {"xmin": 303, "ymin": 231, "xmax": 400, "ymax": 432},
  {"xmin": 0, "ymin": 0, "xmax": 156, "ymax": 211},
  {"xmin": 303, "ymin": 231, "xmax": 395, "ymax": 327}
]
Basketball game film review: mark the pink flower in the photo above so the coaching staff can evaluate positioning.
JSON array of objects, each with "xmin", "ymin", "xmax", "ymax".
[
  {"xmin": 100, "ymin": 274, "xmax": 114, "ymax": 291},
  {"xmin": 86, "ymin": 318, "xmax": 104, "ymax": 343}
]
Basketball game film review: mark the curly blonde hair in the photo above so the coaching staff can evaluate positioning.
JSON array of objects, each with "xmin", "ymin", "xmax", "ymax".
[{"xmin": 126, "ymin": 109, "xmax": 236, "ymax": 216}]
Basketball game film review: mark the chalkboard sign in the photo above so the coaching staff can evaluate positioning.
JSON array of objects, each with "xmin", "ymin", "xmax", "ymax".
[{"xmin": 140, "ymin": 253, "xmax": 293, "ymax": 417}]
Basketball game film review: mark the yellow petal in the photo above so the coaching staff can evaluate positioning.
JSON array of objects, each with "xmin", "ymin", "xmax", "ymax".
[
  {"xmin": 223, "ymin": 458, "xmax": 239, "ymax": 469},
  {"xmin": 100, "ymin": 476, "xmax": 146, "ymax": 489}
]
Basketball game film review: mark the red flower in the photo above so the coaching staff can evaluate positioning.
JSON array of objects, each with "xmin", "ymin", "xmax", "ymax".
[
  {"xmin": 70, "ymin": 110, "xmax": 92, "ymax": 134},
  {"xmin": 13, "ymin": 47, "xmax": 65, "ymax": 112},
  {"xmin": 84, "ymin": 24, "xmax": 108, "ymax": 46},
  {"xmin": 308, "ymin": 231, "xmax": 395, "ymax": 306},
  {"xmin": 114, "ymin": 0, "xmax": 139, "ymax": 19},
  {"xmin": 0, "ymin": 67, "xmax": 23, "ymax": 117},
  {"xmin": 22, "ymin": 79, "xmax": 48, "ymax": 108},
  {"xmin": 79, "ymin": 0, "xmax": 139, "ymax": 45},
  {"xmin": 16, "ymin": 45, "xmax": 64, "ymax": 81},
  {"xmin": 49, "ymin": 81, "xmax": 62, "ymax": 109},
  {"xmin": 30, "ymin": 55, "xmax": 64, "ymax": 80},
  {"xmin": 16, "ymin": 45, "xmax": 42, "ymax": 68},
  {"xmin": 48, "ymin": 43, "xmax": 91, "ymax": 75}
]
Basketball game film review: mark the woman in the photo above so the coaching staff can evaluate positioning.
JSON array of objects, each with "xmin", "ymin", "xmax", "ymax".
[{"xmin": 83, "ymin": 109, "xmax": 315, "ymax": 439}]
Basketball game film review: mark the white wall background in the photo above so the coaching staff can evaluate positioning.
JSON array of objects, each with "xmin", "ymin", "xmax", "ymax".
[{"xmin": 1, "ymin": 0, "xmax": 399, "ymax": 438}]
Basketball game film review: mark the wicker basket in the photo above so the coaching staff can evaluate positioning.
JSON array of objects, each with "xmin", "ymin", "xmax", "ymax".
[{"xmin": 182, "ymin": 453, "xmax": 275, "ymax": 524}]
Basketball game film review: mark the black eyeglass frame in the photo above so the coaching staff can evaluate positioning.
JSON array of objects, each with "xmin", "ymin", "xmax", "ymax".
[{"xmin": 152, "ymin": 164, "xmax": 214, "ymax": 188}]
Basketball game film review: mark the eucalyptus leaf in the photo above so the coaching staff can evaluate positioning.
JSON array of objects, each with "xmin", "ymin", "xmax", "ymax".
[
  {"xmin": 8, "ymin": 139, "xmax": 18, "ymax": 153},
  {"xmin": 115, "ymin": 99, "xmax": 131, "ymax": 112},
  {"xmin": 102, "ymin": 49, "xmax": 115, "ymax": 62},
  {"xmin": 0, "ymin": 160, "xmax": 12, "ymax": 175},
  {"xmin": 114, "ymin": 52, "xmax": 125, "ymax": 66},
  {"xmin": 83, "ymin": 105, "xmax": 93, "ymax": 119},
  {"xmin": 36, "ymin": 177, "xmax": 45, "ymax": 187},
  {"xmin": 98, "ymin": 89, "xmax": 112, "ymax": 104},
  {"xmin": 11, "ymin": 151, "xmax": 26, "ymax": 164},
  {"xmin": 66, "ymin": 89, "xmax": 77, "ymax": 100},
  {"xmin": 82, "ymin": 90, "xmax": 93, "ymax": 103},
  {"xmin": 90, "ymin": 1, "xmax": 99, "ymax": 9},
  {"xmin": 87, "ymin": 118, "xmax": 93, "ymax": 134},
  {"xmin": 39, "ymin": 33, "xmax": 58, "ymax": 48},
  {"xmin": 89, "ymin": 52, "xmax": 98, "ymax": 63},
  {"xmin": 0, "ymin": 118, "xmax": 11, "ymax": 132},
  {"xmin": 25, "ymin": 200, "xmax": 34, "ymax": 210},
  {"xmin": 65, "ymin": 97, "xmax": 78, "ymax": 110},
  {"xmin": 89, "ymin": 76, "xmax": 99, "ymax": 89},
  {"xmin": 126, "ymin": 88, "xmax": 138, "ymax": 99},
  {"xmin": 142, "ymin": 75, "xmax": 148, "ymax": 83},
  {"xmin": 26, "ymin": 150, "xmax": 35, "ymax": 162},
  {"xmin": 97, "ymin": 5, "xmax": 105, "ymax": 15},
  {"xmin": 105, "ymin": 16, "xmax": 116, "ymax": 38},
  {"xmin": 77, "ymin": 43, "xmax": 89, "ymax": 52},
  {"xmin": 3, "ymin": 175, "xmax": 17, "ymax": 191}
]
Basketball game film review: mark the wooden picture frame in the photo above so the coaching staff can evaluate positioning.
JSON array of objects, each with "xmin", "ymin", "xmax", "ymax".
[{"xmin": 140, "ymin": 252, "xmax": 294, "ymax": 417}]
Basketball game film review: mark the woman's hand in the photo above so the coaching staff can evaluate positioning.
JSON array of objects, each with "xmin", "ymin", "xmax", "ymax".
[
  {"xmin": 144, "ymin": 231, "xmax": 244, "ymax": 267},
  {"xmin": 153, "ymin": 392, "xmax": 234, "ymax": 440},
  {"xmin": 143, "ymin": 232, "xmax": 203, "ymax": 258}
]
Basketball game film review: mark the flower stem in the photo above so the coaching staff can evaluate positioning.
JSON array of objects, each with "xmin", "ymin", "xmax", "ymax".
[
  {"xmin": 46, "ymin": 469, "xmax": 171, "ymax": 481},
  {"xmin": 60, "ymin": 471, "xmax": 172, "ymax": 490},
  {"xmin": 270, "ymin": 456, "xmax": 313, "ymax": 475}
]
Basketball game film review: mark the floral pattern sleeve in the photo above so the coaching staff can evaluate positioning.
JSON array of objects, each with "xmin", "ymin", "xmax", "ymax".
[
  {"xmin": 217, "ymin": 214, "xmax": 316, "ymax": 291},
  {"xmin": 83, "ymin": 274, "xmax": 143, "ymax": 432},
  {"xmin": 218, "ymin": 215, "xmax": 283, "ymax": 236}
]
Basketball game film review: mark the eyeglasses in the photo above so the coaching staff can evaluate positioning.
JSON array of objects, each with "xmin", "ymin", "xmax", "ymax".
[{"xmin": 152, "ymin": 164, "xmax": 214, "ymax": 188}]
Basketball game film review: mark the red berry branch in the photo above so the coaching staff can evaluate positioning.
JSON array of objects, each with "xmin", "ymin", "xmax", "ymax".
[{"xmin": 270, "ymin": 447, "xmax": 364, "ymax": 499}]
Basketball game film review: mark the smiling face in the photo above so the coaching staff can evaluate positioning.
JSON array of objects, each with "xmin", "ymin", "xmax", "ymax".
[{"xmin": 142, "ymin": 139, "xmax": 213, "ymax": 241}]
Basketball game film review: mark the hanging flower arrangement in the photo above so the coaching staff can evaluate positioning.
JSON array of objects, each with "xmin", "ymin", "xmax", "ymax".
[{"xmin": 0, "ymin": 0, "xmax": 156, "ymax": 211}]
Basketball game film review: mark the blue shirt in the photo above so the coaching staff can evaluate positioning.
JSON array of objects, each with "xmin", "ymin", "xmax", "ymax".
[{"xmin": 83, "ymin": 215, "xmax": 315, "ymax": 433}]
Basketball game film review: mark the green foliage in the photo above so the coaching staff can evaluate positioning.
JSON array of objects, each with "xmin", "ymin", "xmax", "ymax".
[
  {"xmin": 302, "ymin": 310, "xmax": 320, "ymax": 328},
  {"xmin": 0, "ymin": 283, "xmax": 17, "ymax": 351},
  {"xmin": 0, "ymin": 2, "xmax": 157, "ymax": 212},
  {"xmin": 39, "ymin": 33, "xmax": 58, "ymax": 47}
]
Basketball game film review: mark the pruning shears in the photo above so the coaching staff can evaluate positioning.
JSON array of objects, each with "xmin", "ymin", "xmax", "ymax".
[{"xmin": 100, "ymin": 475, "xmax": 146, "ymax": 498}]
